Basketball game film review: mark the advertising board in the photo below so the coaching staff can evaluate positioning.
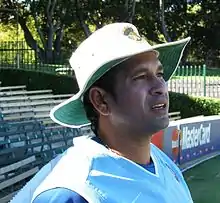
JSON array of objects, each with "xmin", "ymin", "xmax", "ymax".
[{"xmin": 179, "ymin": 117, "xmax": 220, "ymax": 165}]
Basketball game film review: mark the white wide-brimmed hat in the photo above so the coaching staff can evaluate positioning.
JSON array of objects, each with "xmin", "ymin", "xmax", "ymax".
[{"xmin": 50, "ymin": 23, "xmax": 191, "ymax": 128}]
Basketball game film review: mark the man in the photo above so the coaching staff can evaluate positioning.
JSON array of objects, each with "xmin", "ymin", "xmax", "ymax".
[{"xmin": 12, "ymin": 23, "xmax": 193, "ymax": 203}]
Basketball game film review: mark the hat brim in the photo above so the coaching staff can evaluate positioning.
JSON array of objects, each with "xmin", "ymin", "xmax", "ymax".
[{"xmin": 50, "ymin": 37, "xmax": 191, "ymax": 128}]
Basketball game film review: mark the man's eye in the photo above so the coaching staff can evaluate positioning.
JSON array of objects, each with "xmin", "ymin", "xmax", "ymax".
[
  {"xmin": 133, "ymin": 74, "xmax": 146, "ymax": 80},
  {"xmin": 157, "ymin": 72, "xmax": 164, "ymax": 78}
]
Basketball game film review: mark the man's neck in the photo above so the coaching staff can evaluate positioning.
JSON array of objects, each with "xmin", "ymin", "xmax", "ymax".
[{"xmin": 98, "ymin": 130, "xmax": 152, "ymax": 165}]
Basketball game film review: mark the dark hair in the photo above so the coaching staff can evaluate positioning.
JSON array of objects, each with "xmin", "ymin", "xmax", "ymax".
[{"xmin": 83, "ymin": 64, "xmax": 123, "ymax": 135}]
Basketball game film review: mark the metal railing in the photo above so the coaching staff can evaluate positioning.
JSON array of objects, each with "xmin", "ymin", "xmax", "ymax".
[
  {"xmin": 168, "ymin": 65, "xmax": 220, "ymax": 98},
  {"xmin": 0, "ymin": 41, "xmax": 72, "ymax": 76},
  {"xmin": 1, "ymin": 41, "xmax": 220, "ymax": 98}
]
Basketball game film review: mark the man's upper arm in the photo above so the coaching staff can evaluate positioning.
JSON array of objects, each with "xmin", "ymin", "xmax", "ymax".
[{"xmin": 33, "ymin": 188, "xmax": 88, "ymax": 203}]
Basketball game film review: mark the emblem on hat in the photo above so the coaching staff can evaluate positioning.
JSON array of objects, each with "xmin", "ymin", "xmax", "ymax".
[{"xmin": 123, "ymin": 27, "xmax": 142, "ymax": 41}]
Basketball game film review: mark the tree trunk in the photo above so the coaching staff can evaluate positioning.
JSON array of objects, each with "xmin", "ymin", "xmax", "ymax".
[
  {"xmin": 127, "ymin": 0, "xmax": 136, "ymax": 23},
  {"xmin": 46, "ymin": 25, "xmax": 54, "ymax": 63},
  {"xmin": 159, "ymin": 0, "xmax": 172, "ymax": 42},
  {"xmin": 122, "ymin": 0, "xmax": 137, "ymax": 23},
  {"xmin": 18, "ymin": 16, "xmax": 47, "ymax": 63},
  {"xmin": 54, "ymin": 25, "xmax": 65, "ymax": 63},
  {"xmin": 76, "ymin": 0, "xmax": 91, "ymax": 37}
]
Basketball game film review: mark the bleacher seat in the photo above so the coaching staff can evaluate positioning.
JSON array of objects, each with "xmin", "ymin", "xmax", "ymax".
[
  {"xmin": 0, "ymin": 84, "xmax": 82, "ymax": 201},
  {"xmin": 0, "ymin": 85, "xmax": 26, "ymax": 92},
  {"xmin": 0, "ymin": 94, "xmax": 73, "ymax": 104},
  {"xmin": 0, "ymin": 156, "xmax": 39, "ymax": 202},
  {"xmin": 0, "ymin": 89, "xmax": 53, "ymax": 97},
  {"xmin": 0, "ymin": 99, "xmax": 65, "ymax": 110}
]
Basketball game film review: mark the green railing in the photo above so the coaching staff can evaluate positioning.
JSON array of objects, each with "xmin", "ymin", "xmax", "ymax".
[
  {"xmin": 169, "ymin": 65, "xmax": 220, "ymax": 98},
  {"xmin": 1, "ymin": 41, "xmax": 220, "ymax": 98},
  {"xmin": 0, "ymin": 41, "xmax": 35, "ymax": 67},
  {"xmin": 0, "ymin": 41, "xmax": 73, "ymax": 76}
]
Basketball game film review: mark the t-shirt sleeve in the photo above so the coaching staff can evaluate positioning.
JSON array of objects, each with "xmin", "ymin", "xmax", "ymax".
[{"xmin": 32, "ymin": 188, "xmax": 88, "ymax": 203}]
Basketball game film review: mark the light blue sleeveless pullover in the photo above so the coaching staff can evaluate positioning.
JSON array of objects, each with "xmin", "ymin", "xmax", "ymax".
[{"xmin": 11, "ymin": 136, "xmax": 193, "ymax": 203}]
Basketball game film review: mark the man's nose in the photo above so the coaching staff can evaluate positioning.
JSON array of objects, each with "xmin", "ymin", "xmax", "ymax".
[{"xmin": 149, "ymin": 79, "xmax": 167, "ymax": 96}]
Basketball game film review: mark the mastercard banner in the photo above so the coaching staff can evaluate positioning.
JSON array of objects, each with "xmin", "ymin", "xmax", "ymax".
[
  {"xmin": 179, "ymin": 118, "xmax": 220, "ymax": 165},
  {"xmin": 152, "ymin": 116, "xmax": 220, "ymax": 168}
]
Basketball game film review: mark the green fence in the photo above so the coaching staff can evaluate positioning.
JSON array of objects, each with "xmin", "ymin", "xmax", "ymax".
[
  {"xmin": 169, "ymin": 65, "xmax": 220, "ymax": 98},
  {"xmin": 1, "ymin": 41, "xmax": 220, "ymax": 98},
  {"xmin": 0, "ymin": 41, "xmax": 73, "ymax": 76}
]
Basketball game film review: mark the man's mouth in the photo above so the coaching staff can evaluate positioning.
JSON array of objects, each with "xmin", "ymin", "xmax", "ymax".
[{"xmin": 151, "ymin": 103, "xmax": 167, "ymax": 110}]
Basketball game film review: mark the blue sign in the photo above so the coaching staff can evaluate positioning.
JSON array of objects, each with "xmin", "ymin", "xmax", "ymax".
[{"xmin": 179, "ymin": 119, "xmax": 220, "ymax": 165}]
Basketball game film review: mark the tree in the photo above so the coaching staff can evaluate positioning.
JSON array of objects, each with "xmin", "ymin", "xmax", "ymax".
[
  {"xmin": 73, "ymin": 0, "xmax": 139, "ymax": 36},
  {"xmin": 159, "ymin": 0, "xmax": 171, "ymax": 42},
  {"xmin": 0, "ymin": 0, "xmax": 139, "ymax": 64},
  {"xmin": 0, "ymin": 0, "xmax": 76, "ymax": 63},
  {"xmin": 1, "ymin": 0, "xmax": 219, "ymax": 67},
  {"xmin": 187, "ymin": 0, "xmax": 220, "ymax": 67}
]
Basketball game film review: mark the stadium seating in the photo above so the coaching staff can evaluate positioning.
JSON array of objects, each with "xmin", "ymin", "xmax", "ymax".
[
  {"xmin": 0, "ymin": 83, "xmax": 89, "ymax": 200},
  {"xmin": 0, "ymin": 89, "xmax": 53, "ymax": 97},
  {"xmin": 0, "ymin": 85, "xmax": 26, "ymax": 92},
  {"xmin": 0, "ymin": 156, "xmax": 39, "ymax": 202}
]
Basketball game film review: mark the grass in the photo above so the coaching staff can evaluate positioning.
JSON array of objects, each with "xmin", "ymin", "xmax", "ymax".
[{"xmin": 183, "ymin": 156, "xmax": 220, "ymax": 203}]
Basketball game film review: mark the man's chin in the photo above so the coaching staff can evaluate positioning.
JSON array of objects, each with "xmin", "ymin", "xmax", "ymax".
[
  {"xmin": 148, "ymin": 116, "xmax": 169, "ymax": 134},
  {"xmin": 158, "ymin": 116, "xmax": 169, "ymax": 129}
]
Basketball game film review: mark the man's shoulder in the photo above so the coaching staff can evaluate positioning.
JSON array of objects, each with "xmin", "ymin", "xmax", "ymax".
[
  {"xmin": 10, "ymin": 145, "xmax": 92, "ymax": 203},
  {"xmin": 31, "ymin": 144, "xmax": 94, "ymax": 202},
  {"xmin": 33, "ymin": 188, "xmax": 88, "ymax": 203},
  {"xmin": 39, "ymin": 145, "xmax": 93, "ymax": 180}
]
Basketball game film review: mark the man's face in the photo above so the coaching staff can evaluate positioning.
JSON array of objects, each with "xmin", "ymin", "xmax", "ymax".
[{"xmin": 108, "ymin": 51, "xmax": 169, "ymax": 136}]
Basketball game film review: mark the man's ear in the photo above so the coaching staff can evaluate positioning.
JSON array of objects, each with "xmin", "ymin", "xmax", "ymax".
[{"xmin": 89, "ymin": 87, "xmax": 110, "ymax": 116}]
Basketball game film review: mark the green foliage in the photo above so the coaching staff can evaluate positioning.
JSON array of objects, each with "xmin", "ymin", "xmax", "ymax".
[
  {"xmin": 0, "ymin": 19, "xmax": 40, "ymax": 65},
  {"xmin": 169, "ymin": 92, "xmax": 220, "ymax": 118},
  {"xmin": 185, "ymin": 1, "xmax": 220, "ymax": 67},
  {"xmin": 0, "ymin": 69, "xmax": 79, "ymax": 94},
  {"xmin": 0, "ymin": 0, "xmax": 79, "ymax": 63},
  {"xmin": 0, "ymin": 23, "xmax": 22, "ymax": 41},
  {"xmin": 0, "ymin": 41, "xmax": 36, "ymax": 65},
  {"xmin": 206, "ymin": 68, "xmax": 220, "ymax": 76},
  {"xmin": 0, "ymin": 0, "xmax": 219, "ymax": 66}
]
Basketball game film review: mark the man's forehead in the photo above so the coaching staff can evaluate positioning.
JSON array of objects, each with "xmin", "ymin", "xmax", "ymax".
[{"xmin": 122, "ymin": 51, "xmax": 162, "ymax": 74}]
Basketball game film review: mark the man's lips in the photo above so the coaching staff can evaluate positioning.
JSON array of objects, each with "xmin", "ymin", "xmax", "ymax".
[
  {"xmin": 150, "ymin": 100, "xmax": 168, "ymax": 113},
  {"xmin": 151, "ymin": 103, "xmax": 167, "ymax": 110}
]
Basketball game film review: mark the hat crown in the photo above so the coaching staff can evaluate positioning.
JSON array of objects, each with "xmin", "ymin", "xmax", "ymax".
[{"xmin": 69, "ymin": 23, "xmax": 152, "ymax": 90}]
